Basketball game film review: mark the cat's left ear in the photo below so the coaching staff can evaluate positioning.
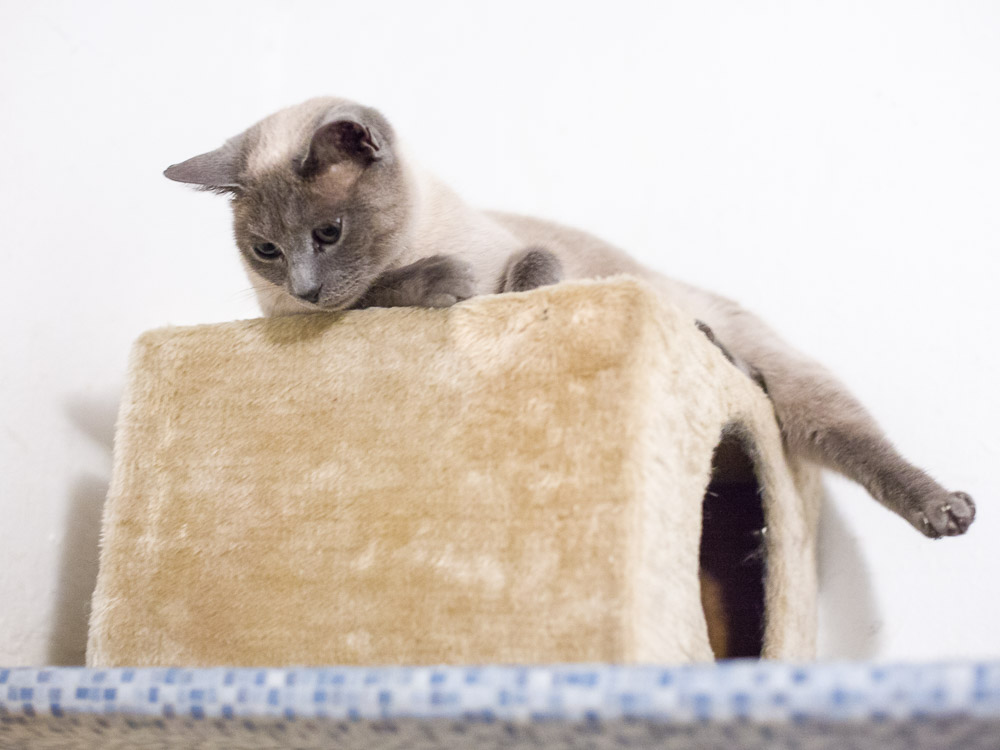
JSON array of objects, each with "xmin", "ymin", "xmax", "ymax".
[
  {"xmin": 299, "ymin": 108, "xmax": 388, "ymax": 177},
  {"xmin": 164, "ymin": 135, "xmax": 244, "ymax": 192}
]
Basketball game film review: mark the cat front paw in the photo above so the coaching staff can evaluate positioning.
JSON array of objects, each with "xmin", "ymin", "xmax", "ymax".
[
  {"xmin": 408, "ymin": 255, "xmax": 477, "ymax": 308},
  {"xmin": 912, "ymin": 490, "xmax": 976, "ymax": 538},
  {"xmin": 499, "ymin": 246, "xmax": 563, "ymax": 293},
  {"xmin": 358, "ymin": 255, "xmax": 477, "ymax": 309}
]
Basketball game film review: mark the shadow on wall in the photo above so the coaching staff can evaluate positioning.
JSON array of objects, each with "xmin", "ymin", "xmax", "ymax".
[
  {"xmin": 817, "ymin": 492, "xmax": 883, "ymax": 659},
  {"xmin": 48, "ymin": 390, "xmax": 121, "ymax": 665}
]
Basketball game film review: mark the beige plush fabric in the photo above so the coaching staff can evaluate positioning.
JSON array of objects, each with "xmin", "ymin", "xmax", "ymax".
[{"xmin": 87, "ymin": 277, "xmax": 820, "ymax": 667}]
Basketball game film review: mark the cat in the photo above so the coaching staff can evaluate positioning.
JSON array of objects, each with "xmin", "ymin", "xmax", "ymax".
[{"xmin": 165, "ymin": 96, "xmax": 975, "ymax": 539}]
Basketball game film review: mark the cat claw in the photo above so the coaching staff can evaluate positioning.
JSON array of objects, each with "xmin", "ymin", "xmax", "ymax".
[{"xmin": 915, "ymin": 491, "xmax": 975, "ymax": 538}]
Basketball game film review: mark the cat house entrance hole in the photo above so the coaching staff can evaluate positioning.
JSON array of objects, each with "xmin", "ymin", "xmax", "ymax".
[{"xmin": 700, "ymin": 425, "xmax": 767, "ymax": 659}]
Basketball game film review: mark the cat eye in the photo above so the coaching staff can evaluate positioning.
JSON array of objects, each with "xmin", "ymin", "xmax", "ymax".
[
  {"xmin": 312, "ymin": 219, "xmax": 342, "ymax": 246},
  {"xmin": 253, "ymin": 242, "xmax": 281, "ymax": 260}
]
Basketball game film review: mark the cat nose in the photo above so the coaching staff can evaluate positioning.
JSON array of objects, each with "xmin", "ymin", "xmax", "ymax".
[{"xmin": 295, "ymin": 286, "xmax": 322, "ymax": 304}]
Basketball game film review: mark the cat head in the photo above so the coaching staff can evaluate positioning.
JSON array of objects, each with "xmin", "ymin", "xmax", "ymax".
[{"xmin": 165, "ymin": 98, "xmax": 412, "ymax": 313}]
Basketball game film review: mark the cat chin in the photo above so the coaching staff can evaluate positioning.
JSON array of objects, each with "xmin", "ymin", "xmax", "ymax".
[
  {"xmin": 260, "ymin": 288, "xmax": 366, "ymax": 316},
  {"xmin": 315, "ymin": 284, "xmax": 371, "ymax": 312}
]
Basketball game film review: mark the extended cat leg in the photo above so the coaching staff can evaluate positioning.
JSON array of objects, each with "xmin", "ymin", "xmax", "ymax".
[
  {"xmin": 353, "ymin": 255, "xmax": 476, "ymax": 309},
  {"xmin": 704, "ymin": 302, "xmax": 975, "ymax": 538},
  {"xmin": 498, "ymin": 246, "xmax": 563, "ymax": 293}
]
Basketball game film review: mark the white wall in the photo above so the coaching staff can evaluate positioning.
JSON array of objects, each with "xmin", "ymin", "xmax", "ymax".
[{"xmin": 1, "ymin": 0, "xmax": 997, "ymax": 666}]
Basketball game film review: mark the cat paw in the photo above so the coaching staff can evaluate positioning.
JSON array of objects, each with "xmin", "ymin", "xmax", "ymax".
[
  {"xmin": 912, "ymin": 490, "xmax": 976, "ymax": 538},
  {"xmin": 360, "ymin": 255, "xmax": 477, "ymax": 309},
  {"xmin": 405, "ymin": 255, "xmax": 477, "ymax": 308},
  {"xmin": 500, "ymin": 246, "xmax": 563, "ymax": 293}
]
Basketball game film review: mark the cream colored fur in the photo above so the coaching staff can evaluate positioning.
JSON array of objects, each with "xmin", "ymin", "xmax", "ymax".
[{"xmin": 87, "ymin": 278, "xmax": 820, "ymax": 667}]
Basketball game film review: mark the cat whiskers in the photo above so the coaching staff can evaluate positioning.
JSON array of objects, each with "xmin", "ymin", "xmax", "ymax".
[
  {"xmin": 230, "ymin": 285, "xmax": 283, "ymax": 304},
  {"xmin": 229, "ymin": 286, "xmax": 264, "ymax": 302}
]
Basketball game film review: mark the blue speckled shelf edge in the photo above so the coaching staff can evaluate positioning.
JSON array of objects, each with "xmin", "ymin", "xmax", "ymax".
[{"xmin": 2, "ymin": 661, "xmax": 999, "ymax": 724}]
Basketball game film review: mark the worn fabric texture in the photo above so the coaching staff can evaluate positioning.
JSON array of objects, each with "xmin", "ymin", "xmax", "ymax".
[{"xmin": 87, "ymin": 277, "xmax": 820, "ymax": 667}]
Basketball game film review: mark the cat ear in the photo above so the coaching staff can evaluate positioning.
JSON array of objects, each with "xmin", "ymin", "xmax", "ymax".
[
  {"xmin": 299, "ymin": 113, "xmax": 384, "ymax": 177},
  {"xmin": 164, "ymin": 137, "xmax": 243, "ymax": 192}
]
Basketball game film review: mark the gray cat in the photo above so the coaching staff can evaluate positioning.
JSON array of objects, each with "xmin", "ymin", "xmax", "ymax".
[{"xmin": 165, "ymin": 96, "xmax": 975, "ymax": 539}]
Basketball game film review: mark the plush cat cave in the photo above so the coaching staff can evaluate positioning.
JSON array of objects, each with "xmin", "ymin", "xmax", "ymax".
[{"xmin": 88, "ymin": 278, "xmax": 821, "ymax": 667}]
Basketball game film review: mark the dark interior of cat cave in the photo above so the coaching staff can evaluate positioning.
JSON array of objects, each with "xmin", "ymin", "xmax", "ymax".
[{"xmin": 699, "ymin": 425, "xmax": 767, "ymax": 659}]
